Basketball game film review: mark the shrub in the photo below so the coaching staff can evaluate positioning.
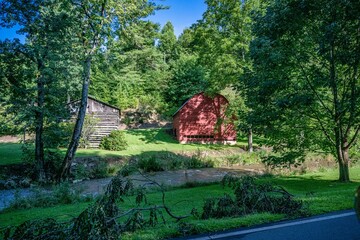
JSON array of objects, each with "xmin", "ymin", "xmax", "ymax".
[
  {"xmin": 44, "ymin": 149, "xmax": 63, "ymax": 180},
  {"xmin": 21, "ymin": 142, "xmax": 63, "ymax": 180},
  {"xmin": 91, "ymin": 162, "xmax": 109, "ymax": 178},
  {"xmin": 129, "ymin": 152, "xmax": 214, "ymax": 173},
  {"xmin": 137, "ymin": 156, "xmax": 164, "ymax": 172},
  {"xmin": 100, "ymin": 130, "xmax": 128, "ymax": 151}
]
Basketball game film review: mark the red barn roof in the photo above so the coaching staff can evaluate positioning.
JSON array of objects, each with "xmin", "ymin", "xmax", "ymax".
[{"xmin": 172, "ymin": 92, "xmax": 236, "ymax": 144}]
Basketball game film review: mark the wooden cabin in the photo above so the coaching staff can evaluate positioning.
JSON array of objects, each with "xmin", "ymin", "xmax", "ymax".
[
  {"xmin": 69, "ymin": 96, "xmax": 120, "ymax": 148},
  {"xmin": 172, "ymin": 92, "xmax": 236, "ymax": 144}
]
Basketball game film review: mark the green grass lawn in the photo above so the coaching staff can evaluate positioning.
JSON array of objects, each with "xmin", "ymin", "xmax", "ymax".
[
  {"xmin": 75, "ymin": 128, "xmax": 247, "ymax": 158},
  {"xmin": 1, "ymin": 167, "xmax": 359, "ymax": 239},
  {"xmin": 0, "ymin": 128, "xmax": 248, "ymax": 165},
  {"xmin": 0, "ymin": 143, "xmax": 23, "ymax": 165}
]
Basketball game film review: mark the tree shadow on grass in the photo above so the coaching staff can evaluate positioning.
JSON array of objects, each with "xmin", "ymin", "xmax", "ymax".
[
  {"xmin": 126, "ymin": 128, "xmax": 178, "ymax": 144},
  {"xmin": 125, "ymin": 129, "xmax": 245, "ymax": 150},
  {"xmin": 262, "ymin": 175, "xmax": 359, "ymax": 193}
]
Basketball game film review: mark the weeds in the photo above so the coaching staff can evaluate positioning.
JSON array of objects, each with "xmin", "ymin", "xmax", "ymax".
[
  {"xmin": 7, "ymin": 183, "xmax": 92, "ymax": 211},
  {"xmin": 123, "ymin": 151, "xmax": 215, "ymax": 174}
]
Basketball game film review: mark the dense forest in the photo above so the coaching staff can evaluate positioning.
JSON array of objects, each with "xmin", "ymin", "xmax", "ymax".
[{"xmin": 1, "ymin": 0, "xmax": 359, "ymax": 183}]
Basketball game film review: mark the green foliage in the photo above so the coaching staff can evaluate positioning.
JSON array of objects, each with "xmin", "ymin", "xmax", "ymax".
[
  {"xmin": 190, "ymin": 0, "xmax": 259, "ymax": 93},
  {"xmin": 248, "ymin": 0, "xmax": 360, "ymax": 181},
  {"xmin": 21, "ymin": 141, "xmax": 63, "ymax": 180},
  {"xmin": 0, "ymin": 0, "xmax": 82, "ymax": 181},
  {"xmin": 43, "ymin": 150, "xmax": 63, "ymax": 179},
  {"xmin": 262, "ymin": 152, "xmax": 306, "ymax": 169},
  {"xmin": 122, "ymin": 151, "xmax": 215, "ymax": 174},
  {"xmin": 91, "ymin": 162, "xmax": 110, "ymax": 179},
  {"xmin": 0, "ymin": 106, "xmax": 22, "ymax": 136},
  {"xmin": 164, "ymin": 53, "xmax": 208, "ymax": 115},
  {"xmin": 90, "ymin": 20, "xmax": 169, "ymax": 113},
  {"xmin": 43, "ymin": 122, "xmax": 73, "ymax": 149},
  {"xmin": 225, "ymin": 152, "xmax": 262, "ymax": 166},
  {"xmin": 1, "ymin": 167, "xmax": 359, "ymax": 239},
  {"xmin": 72, "ymin": 162, "xmax": 114, "ymax": 180},
  {"xmin": 100, "ymin": 130, "xmax": 128, "ymax": 151},
  {"xmin": 158, "ymin": 21, "xmax": 178, "ymax": 63},
  {"xmin": 1, "ymin": 174, "xmax": 190, "ymax": 239},
  {"xmin": 0, "ymin": 129, "xmax": 251, "ymax": 166},
  {"xmin": 137, "ymin": 156, "xmax": 164, "ymax": 172},
  {"xmin": 79, "ymin": 115, "xmax": 99, "ymax": 149},
  {"xmin": 202, "ymin": 175, "xmax": 306, "ymax": 219}
]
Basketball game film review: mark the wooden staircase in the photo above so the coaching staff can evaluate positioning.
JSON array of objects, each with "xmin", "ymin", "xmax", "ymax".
[{"xmin": 88, "ymin": 113, "xmax": 120, "ymax": 148}]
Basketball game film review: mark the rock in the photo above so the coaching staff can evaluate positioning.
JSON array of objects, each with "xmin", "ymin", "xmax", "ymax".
[
  {"xmin": 5, "ymin": 179, "xmax": 17, "ymax": 189},
  {"xmin": 72, "ymin": 179, "xmax": 83, "ymax": 184}
]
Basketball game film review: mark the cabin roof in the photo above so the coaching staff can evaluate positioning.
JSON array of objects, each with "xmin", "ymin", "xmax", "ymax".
[{"xmin": 69, "ymin": 95, "xmax": 120, "ymax": 111}]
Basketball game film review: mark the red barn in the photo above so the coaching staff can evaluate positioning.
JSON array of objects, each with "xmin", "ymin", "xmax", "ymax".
[{"xmin": 172, "ymin": 92, "xmax": 236, "ymax": 144}]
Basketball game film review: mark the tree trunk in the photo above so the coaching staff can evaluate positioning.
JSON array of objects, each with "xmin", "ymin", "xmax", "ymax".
[
  {"xmin": 35, "ymin": 76, "xmax": 46, "ymax": 182},
  {"xmin": 58, "ymin": 56, "xmax": 92, "ymax": 181},
  {"xmin": 338, "ymin": 146, "xmax": 350, "ymax": 182},
  {"xmin": 248, "ymin": 128, "xmax": 253, "ymax": 153}
]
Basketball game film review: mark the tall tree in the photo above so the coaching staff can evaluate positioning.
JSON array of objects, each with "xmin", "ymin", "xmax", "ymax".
[
  {"xmin": 193, "ymin": 0, "xmax": 259, "ymax": 92},
  {"xmin": 59, "ymin": 0, "xmax": 161, "ymax": 180},
  {"xmin": 0, "ymin": 0, "xmax": 77, "ymax": 181},
  {"xmin": 165, "ymin": 53, "xmax": 207, "ymax": 114},
  {"xmin": 91, "ymin": 20, "xmax": 168, "ymax": 111},
  {"xmin": 158, "ymin": 21, "xmax": 177, "ymax": 63},
  {"xmin": 249, "ymin": 0, "xmax": 360, "ymax": 181},
  {"xmin": 191, "ymin": 0, "xmax": 263, "ymax": 151}
]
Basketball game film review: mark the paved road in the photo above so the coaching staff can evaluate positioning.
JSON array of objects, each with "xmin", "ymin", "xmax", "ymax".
[{"xmin": 182, "ymin": 210, "xmax": 360, "ymax": 240}]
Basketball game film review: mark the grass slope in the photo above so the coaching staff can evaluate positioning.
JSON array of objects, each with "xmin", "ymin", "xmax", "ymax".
[
  {"xmin": 1, "ymin": 167, "xmax": 359, "ymax": 239},
  {"xmin": 75, "ymin": 129, "xmax": 246, "ymax": 157},
  {"xmin": 0, "ymin": 128, "xmax": 247, "ymax": 165}
]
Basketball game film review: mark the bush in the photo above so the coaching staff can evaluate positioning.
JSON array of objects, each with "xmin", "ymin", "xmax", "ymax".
[
  {"xmin": 100, "ymin": 130, "xmax": 128, "ymax": 151},
  {"xmin": 21, "ymin": 142, "xmax": 63, "ymax": 180},
  {"xmin": 125, "ymin": 151, "xmax": 214, "ymax": 174},
  {"xmin": 137, "ymin": 156, "xmax": 164, "ymax": 172},
  {"xmin": 91, "ymin": 162, "xmax": 109, "ymax": 178}
]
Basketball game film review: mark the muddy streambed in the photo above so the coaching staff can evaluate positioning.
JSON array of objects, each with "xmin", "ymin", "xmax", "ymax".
[{"xmin": 0, "ymin": 167, "xmax": 263, "ymax": 211}]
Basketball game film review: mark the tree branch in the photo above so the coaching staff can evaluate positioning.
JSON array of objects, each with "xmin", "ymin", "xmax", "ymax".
[
  {"xmin": 298, "ymin": 61, "xmax": 333, "ymax": 117},
  {"xmin": 345, "ymin": 124, "xmax": 360, "ymax": 149}
]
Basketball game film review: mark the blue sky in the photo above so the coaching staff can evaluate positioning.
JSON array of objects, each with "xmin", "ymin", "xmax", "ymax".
[
  {"xmin": 149, "ymin": 0, "xmax": 206, "ymax": 36},
  {"xmin": 0, "ymin": 0, "xmax": 206, "ymax": 42}
]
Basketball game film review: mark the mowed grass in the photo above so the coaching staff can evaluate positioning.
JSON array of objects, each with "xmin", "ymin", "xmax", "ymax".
[
  {"xmin": 75, "ymin": 128, "xmax": 247, "ymax": 158},
  {"xmin": 0, "ymin": 128, "xmax": 248, "ymax": 165},
  {"xmin": 0, "ymin": 143, "xmax": 23, "ymax": 165},
  {"xmin": 1, "ymin": 166, "xmax": 359, "ymax": 239}
]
